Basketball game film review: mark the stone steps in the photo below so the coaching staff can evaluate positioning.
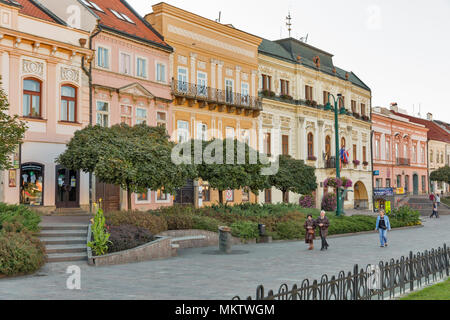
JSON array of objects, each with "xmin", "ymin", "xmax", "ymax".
[{"xmin": 39, "ymin": 223, "xmax": 88, "ymax": 263}]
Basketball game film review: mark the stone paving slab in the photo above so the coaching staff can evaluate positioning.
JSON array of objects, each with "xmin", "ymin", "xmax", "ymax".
[{"xmin": 0, "ymin": 217, "xmax": 449, "ymax": 300}]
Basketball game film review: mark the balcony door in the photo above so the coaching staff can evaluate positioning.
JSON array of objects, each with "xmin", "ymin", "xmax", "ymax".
[
  {"xmin": 177, "ymin": 67, "xmax": 188, "ymax": 92},
  {"xmin": 55, "ymin": 166, "xmax": 79, "ymax": 208}
]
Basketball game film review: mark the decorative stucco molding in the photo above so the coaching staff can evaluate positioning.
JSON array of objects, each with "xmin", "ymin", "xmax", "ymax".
[{"xmin": 22, "ymin": 59, "xmax": 43, "ymax": 77}]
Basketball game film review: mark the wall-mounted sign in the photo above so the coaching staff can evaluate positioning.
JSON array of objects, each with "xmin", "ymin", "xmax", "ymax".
[
  {"xmin": 374, "ymin": 170, "xmax": 380, "ymax": 176},
  {"xmin": 9, "ymin": 169, "xmax": 17, "ymax": 187},
  {"xmin": 385, "ymin": 201, "xmax": 392, "ymax": 214},
  {"xmin": 374, "ymin": 188, "xmax": 394, "ymax": 197},
  {"xmin": 13, "ymin": 146, "xmax": 20, "ymax": 169},
  {"xmin": 396, "ymin": 188, "xmax": 405, "ymax": 195}
]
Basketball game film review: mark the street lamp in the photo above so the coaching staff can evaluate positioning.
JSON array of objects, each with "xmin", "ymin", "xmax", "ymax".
[{"xmin": 324, "ymin": 93, "xmax": 347, "ymax": 216}]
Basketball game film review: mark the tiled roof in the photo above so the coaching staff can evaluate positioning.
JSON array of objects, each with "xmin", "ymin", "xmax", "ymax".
[
  {"xmin": 80, "ymin": 0, "xmax": 171, "ymax": 51},
  {"xmin": 12, "ymin": 0, "xmax": 65, "ymax": 24},
  {"xmin": 392, "ymin": 111, "xmax": 450, "ymax": 143},
  {"xmin": 258, "ymin": 37, "xmax": 371, "ymax": 92}
]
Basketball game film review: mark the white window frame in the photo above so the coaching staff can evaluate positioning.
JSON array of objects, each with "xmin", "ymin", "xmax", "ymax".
[
  {"xmin": 177, "ymin": 120, "xmax": 190, "ymax": 143},
  {"xmin": 225, "ymin": 78, "xmax": 234, "ymax": 103},
  {"xmin": 155, "ymin": 190, "xmax": 171, "ymax": 204},
  {"xmin": 197, "ymin": 122, "xmax": 208, "ymax": 141},
  {"xmin": 135, "ymin": 189, "xmax": 151, "ymax": 204},
  {"xmin": 197, "ymin": 71, "xmax": 208, "ymax": 96},
  {"xmin": 120, "ymin": 104, "xmax": 133, "ymax": 126},
  {"xmin": 96, "ymin": 45, "xmax": 111, "ymax": 70},
  {"xmin": 136, "ymin": 56, "xmax": 148, "ymax": 79},
  {"xmin": 226, "ymin": 127, "xmax": 235, "ymax": 140},
  {"xmin": 96, "ymin": 100, "xmax": 109, "ymax": 127},
  {"xmin": 241, "ymin": 82, "xmax": 249, "ymax": 105},
  {"xmin": 136, "ymin": 107, "xmax": 147, "ymax": 125},
  {"xmin": 119, "ymin": 51, "xmax": 132, "ymax": 75},
  {"xmin": 155, "ymin": 61, "xmax": 167, "ymax": 83},
  {"xmin": 156, "ymin": 110, "xmax": 168, "ymax": 127}
]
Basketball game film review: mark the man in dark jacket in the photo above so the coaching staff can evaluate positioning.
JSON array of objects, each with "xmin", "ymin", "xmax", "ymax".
[{"xmin": 316, "ymin": 210, "xmax": 330, "ymax": 251}]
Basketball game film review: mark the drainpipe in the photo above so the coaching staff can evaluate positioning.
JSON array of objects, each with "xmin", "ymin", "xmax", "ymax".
[
  {"xmin": 426, "ymin": 139, "xmax": 430, "ymax": 195},
  {"xmin": 370, "ymin": 97, "xmax": 375, "ymax": 212},
  {"xmin": 81, "ymin": 26, "xmax": 101, "ymax": 214}
]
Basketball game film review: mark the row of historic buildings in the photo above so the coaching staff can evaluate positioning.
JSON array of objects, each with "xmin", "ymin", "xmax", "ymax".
[{"xmin": 0, "ymin": 0, "xmax": 448, "ymax": 213}]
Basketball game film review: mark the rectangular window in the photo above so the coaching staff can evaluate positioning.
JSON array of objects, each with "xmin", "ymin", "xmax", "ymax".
[
  {"xmin": 97, "ymin": 47, "xmax": 109, "ymax": 69},
  {"xmin": 386, "ymin": 141, "xmax": 391, "ymax": 161},
  {"xmin": 61, "ymin": 85, "xmax": 76, "ymax": 122},
  {"xmin": 23, "ymin": 79, "xmax": 41, "ymax": 118},
  {"xmin": 282, "ymin": 135, "xmax": 289, "ymax": 156},
  {"xmin": 136, "ymin": 57, "xmax": 147, "ymax": 78},
  {"xmin": 241, "ymin": 82, "xmax": 249, "ymax": 105},
  {"xmin": 177, "ymin": 67, "xmax": 188, "ymax": 92},
  {"xmin": 225, "ymin": 79, "xmax": 234, "ymax": 103},
  {"xmin": 305, "ymin": 85, "xmax": 313, "ymax": 101},
  {"xmin": 280, "ymin": 80, "xmax": 289, "ymax": 96},
  {"xmin": 156, "ymin": 111, "xmax": 167, "ymax": 128},
  {"xmin": 120, "ymin": 105, "xmax": 132, "ymax": 125},
  {"xmin": 264, "ymin": 132, "xmax": 271, "ymax": 156},
  {"xmin": 120, "ymin": 52, "xmax": 131, "ymax": 75},
  {"xmin": 339, "ymin": 95, "xmax": 345, "ymax": 108},
  {"xmin": 353, "ymin": 144, "xmax": 357, "ymax": 161},
  {"xmin": 397, "ymin": 175, "xmax": 402, "ymax": 188},
  {"xmin": 136, "ymin": 108, "xmax": 147, "ymax": 125},
  {"xmin": 386, "ymin": 179, "xmax": 391, "ymax": 188},
  {"xmin": 264, "ymin": 189, "xmax": 272, "ymax": 204},
  {"xmin": 156, "ymin": 63, "xmax": 166, "ymax": 83},
  {"xmin": 361, "ymin": 103, "xmax": 366, "ymax": 116},
  {"xmin": 376, "ymin": 179, "xmax": 382, "ymax": 188},
  {"xmin": 422, "ymin": 176, "xmax": 426, "ymax": 192},
  {"xmin": 197, "ymin": 122, "xmax": 208, "ymax": 141},
  {"xmin": 261, "ymin": 74, "xmax": 271, "ymax": 91},
  {"xmin": 202, "ymin": 184, "xmax": 211, "ymax": 202},
  {"xmin": 96, "ymin": 101, "xmax": 109, "ymax": 127},
  {"xmin": 197, "ymin": 71, "xmax": 207, "ymax": 96},
  {"xmin": 351, "ymin": 100, "xmax": 357, "ymax": 114},
  {"xmin": 363, "ymin": 146, "xmax": 367, "ymax": 163},
  {"xmin": 136, "ymin": 190, "xmax": 150, "ymax": 203},
  {"xmin": 323, "ymin": 91, "xmax": 330, "ymax": 105},
  {"xmin": 375, "ymin": 140, "xmax": 380, "ymax": 159},
  {"xmin": 156, "ymin": 189, "xmax": 169, "ymax": 202},
  {"xmin": 242, "ymin": 189, "xmax": 250, "ymax": 202},
  {"xmin": 177, "ymin": 120, "xmax": 189, "ymax": 143},
  {"xmin": 413, "ymin": 145, "xmax": 417, "ymax": 163}
]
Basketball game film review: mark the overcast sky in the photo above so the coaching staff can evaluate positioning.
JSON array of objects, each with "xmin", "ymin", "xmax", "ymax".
[{"xmin": 128, "ymin": 0, "xmax": 450, "ymax": 122}]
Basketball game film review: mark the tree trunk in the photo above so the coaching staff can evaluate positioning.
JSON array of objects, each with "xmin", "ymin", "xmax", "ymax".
[
  {"xmin": 219, "ymin": 190, "xmax": 224, "ymax": 205},
  {"xmin": 127, "ymin": 185, "xmax": 132, "ymax": 211},
  {"xmin": 282, "ymin": 191, "xmax": 288, "ymax": 204}
]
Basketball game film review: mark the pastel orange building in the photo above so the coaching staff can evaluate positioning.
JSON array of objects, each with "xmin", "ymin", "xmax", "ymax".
[{"xmin": 145, "ymin": 3, "xmax": 263, "ymax": 206}]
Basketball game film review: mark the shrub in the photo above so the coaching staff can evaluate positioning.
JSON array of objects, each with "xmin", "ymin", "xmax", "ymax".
[
  {"xmin": 230, "ymin": 221, "xmax": 259, "ymax": 240},
  {"xmin": 88, "ymin": 206, "xmax": 111, "ymax": 256},
  {"xmin": 321, "ymin": 193, "xmax": 337, "ymax": 211},
  {"xmin": 192, "ymin": 216, "xmax": 222, "ymax": 233},
  {"xmin": 108, "ymin": 225, "xmax": 154, "ymax": 253},
  {"xmin": 0, "ymin": 227, "xmax": 46, "ymax": 276},
  {"xmin": 106, "ymin": 211, "xmax": 168, "ymax": 235},
  {"xmin": 299, "ymin": 195, "xmax": 315, "ymax": 208},
  {"xmin": 0, "ymin": 203, "xmax": 41, "ymax": 233},
  {"xmin": 275, "ymin": 221, "xmax": 304, "ymax": 240},
  {"xmin": 389, "ymin": 206, "xmax": 421, "ymax": 224}
]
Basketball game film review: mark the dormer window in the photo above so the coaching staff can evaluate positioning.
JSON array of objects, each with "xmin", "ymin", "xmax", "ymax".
[
  {"xmin": 80, "ymin": 0, "xmax": 104, "ymax": 12},
  {"xmin": 110, "ymin": 9, "xmax": 135, "ymax": 24}
]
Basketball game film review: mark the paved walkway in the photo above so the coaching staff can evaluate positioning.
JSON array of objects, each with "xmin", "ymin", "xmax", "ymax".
[{"xmin": 1, "ymin": 217, "xmax": 449, "ymax": 300}]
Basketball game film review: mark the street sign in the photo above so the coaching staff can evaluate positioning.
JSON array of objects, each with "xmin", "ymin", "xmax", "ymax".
[
  {"xmin": 385, "ymin": 201, "xmax": 391, "ymax": 214},
  {"xmin": 373, "ymin": 170, "xmax": 380, "ymax": 176}
]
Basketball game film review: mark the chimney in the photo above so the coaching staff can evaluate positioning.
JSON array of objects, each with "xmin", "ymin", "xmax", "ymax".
[
  {"xmin": 390, "ymin": 102, "xmax": 398, "ymax": 113},
  {"xmin": 427, "ymin": 113, "xmax": 433, "ymax": 121}
]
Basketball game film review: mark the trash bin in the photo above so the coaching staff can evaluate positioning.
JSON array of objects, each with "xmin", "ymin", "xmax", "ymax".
[
  {"xmin": 218, "ymin": 226, "xmax": 232, "ymax": 254},
  {"xmin": 258, "ymin": 224, "xmax": 266, "ymax": 236}
]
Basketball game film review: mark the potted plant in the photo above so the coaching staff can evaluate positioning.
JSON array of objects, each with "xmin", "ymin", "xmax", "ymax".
[
  {"xmin": 311, "ymin": 100, "xmax": 318, "ymax": 107},
  {"xmin": 362, "ymin": 115, "xmax": 370, "ymax": 121},
  {"xmin": 363, "ymin": 161, "xmax": 369, "ymax": 166},
  {"xmin": 353, "ymin": 159, "xmax": 360, "ymax": 166}
]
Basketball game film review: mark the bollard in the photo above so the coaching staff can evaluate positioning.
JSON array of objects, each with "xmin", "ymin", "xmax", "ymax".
[{"xmin": 219, "ymin": 226, "xmax": 232, "ymax": 254}]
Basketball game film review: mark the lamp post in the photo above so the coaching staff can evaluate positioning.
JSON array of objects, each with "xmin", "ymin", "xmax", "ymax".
[{"xmin": 325, "ymin": 93, "xmax": 347, "ymax": 216}]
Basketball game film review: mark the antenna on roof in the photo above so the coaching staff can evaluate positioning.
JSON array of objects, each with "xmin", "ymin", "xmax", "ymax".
[
  {"xmin": 215, "ymin": 11, "xmax": 221, "ymax": 23},
  {"xmin": 286, "ymin": 12, "xmax": 292, "ymax": 38},
  {"xmin": 299, "ymin": 33, "xmax": 309, "ymax": 43},
  {"xmin": 418, "ymin": 104, "xmax": 422, "ymax": 118}
]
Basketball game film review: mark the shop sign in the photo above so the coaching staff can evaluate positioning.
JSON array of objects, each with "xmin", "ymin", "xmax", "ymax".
[{"xmin": 374, "ymin": 188, "xmax": 394, "ymax": 197}]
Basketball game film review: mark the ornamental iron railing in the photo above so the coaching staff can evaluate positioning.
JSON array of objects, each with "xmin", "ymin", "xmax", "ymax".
[
  {"xmin": 233, "ymin": 244, "xmax": 450, "ymax": 300},
  {"xmin": 172, "ymin": 80, "xmax": 262, "ymax": 111}
]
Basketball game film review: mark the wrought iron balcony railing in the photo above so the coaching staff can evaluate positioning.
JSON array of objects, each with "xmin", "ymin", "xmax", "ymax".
[{"xmin": 172, "ymin": 80, "xmax": 262, "ymax": 111}]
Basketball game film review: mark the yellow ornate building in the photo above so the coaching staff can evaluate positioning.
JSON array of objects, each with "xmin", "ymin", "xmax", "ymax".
[{"xmin": 145, "ymin": 3, "xmax": 262, "ymax": 205}]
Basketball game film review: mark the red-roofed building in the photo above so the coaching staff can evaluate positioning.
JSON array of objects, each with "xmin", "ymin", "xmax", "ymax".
[{"xmin": 391, "ymin": 106, "xmax": 450, "ymax": 195}]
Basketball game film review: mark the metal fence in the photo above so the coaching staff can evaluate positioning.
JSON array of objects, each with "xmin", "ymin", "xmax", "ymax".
[{"xmin": 233, "ymin": 244, "xmax": 450, "ymax": 300}]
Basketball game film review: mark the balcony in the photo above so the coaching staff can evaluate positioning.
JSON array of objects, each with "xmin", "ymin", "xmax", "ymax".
[
  {"xmin": 324, "ymin": 157, "xmax": 337, "ymax": 169},
  {"xmin": 396, "ymin": 158, "xmax": 410, "ymax": 166},
  {"xmin": 172, "ymin": 80, "xmax": 262, "ymax": 117}
]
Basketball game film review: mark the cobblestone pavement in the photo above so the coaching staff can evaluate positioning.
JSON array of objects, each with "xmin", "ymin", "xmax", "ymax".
[{"xmin": 1, "ymin": 217, "xmax": 449, "ymax": 300}]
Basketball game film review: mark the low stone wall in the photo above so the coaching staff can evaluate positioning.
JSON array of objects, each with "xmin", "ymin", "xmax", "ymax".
[
  {"xmin": 158, "ymin": 230, "xmax": 251, "ymax": 249},
  {"xmin": 89, "ymin": 236, "xmax": 174, "ymax": 267}
]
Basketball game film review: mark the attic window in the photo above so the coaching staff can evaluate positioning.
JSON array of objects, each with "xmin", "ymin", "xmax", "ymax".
[
  {"xmin": 80, "ymin": 0, "xmax": 104, "ymax": 12},
  {"xmin": 110, "ymin": 9, "xmax": 135, "ymax": 24}
]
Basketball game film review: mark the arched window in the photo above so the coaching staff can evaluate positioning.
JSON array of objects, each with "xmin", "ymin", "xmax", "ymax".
[
  {"xmin": 61, "ymin": 85, "xmax": 77, "ymax": 122},
  {"xmin": 307, "ymin": 133, "xmax": 314, "ymax": 158},
  {"xmin": 341, "ymin": 137, "xmax": 346, "ymax": 149},
  {"xmin": 325, "ymin": 136, "xmax": 331, "ymax": 159},
  {"xmin": 23, "ymin": 78, "xmax": 42, "ymax": 118}
]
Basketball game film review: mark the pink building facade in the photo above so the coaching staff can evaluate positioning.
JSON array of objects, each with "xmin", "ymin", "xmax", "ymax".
[
  {"xmin": 0, "ymin": 0, "xmax": 92, "ymax": 212},
  {"xmin": 372, "ymin": 107, "xmax": 429, "ymax": 203}
]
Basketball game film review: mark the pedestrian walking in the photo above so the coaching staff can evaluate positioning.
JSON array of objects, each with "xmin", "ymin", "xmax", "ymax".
[
  {"xmin": 304, "ymin": 215, "xmax": 316, "ymax": 251},
  {"xmin": 316, "ymin": 210, "xmax": 330, "ymax": 251},
  {"xmin": 429, "ymin": 193, "xmax": 435, "ymax": 202},
  {"xmin": 375, "ymin": 210, "xmax": 391, "ymax": 248},
  {"xmin": 436, "ymin": 194, "xmax": 441, "ymax": 207},
  {"xmin": 430, "ymin": 201, "xmax": 439, "ymax": 218}
]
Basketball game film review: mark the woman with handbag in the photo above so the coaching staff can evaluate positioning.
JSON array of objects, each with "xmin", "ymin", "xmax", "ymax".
[{"xmin": 304, "ymin": 215, "xmax": 317, "ymax": 250}]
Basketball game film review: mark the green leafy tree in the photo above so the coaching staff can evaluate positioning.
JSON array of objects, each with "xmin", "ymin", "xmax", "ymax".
[
  {"xmin": 430, "ymin": 166, "xmax": 450, "ymax": 184},
  {"xmin": 194, "ymin": 138, "xmax": 269, "ymax": 204},
  {"xmin": 268, "ymin": 155, "xmax": 317, "ymax": 203},
  {"xmin": 0, "ymin": 78, "xmax": 26, "ymax": 170},
  {"xmin": 57, "ymin": 124, "xmax": 196, "ymax": 211}
]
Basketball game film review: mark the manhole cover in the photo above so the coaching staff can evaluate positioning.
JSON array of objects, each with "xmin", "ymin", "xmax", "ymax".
[{"xmin": 202, "ymin": 250, "xmax": 249, "ymax": 255}]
